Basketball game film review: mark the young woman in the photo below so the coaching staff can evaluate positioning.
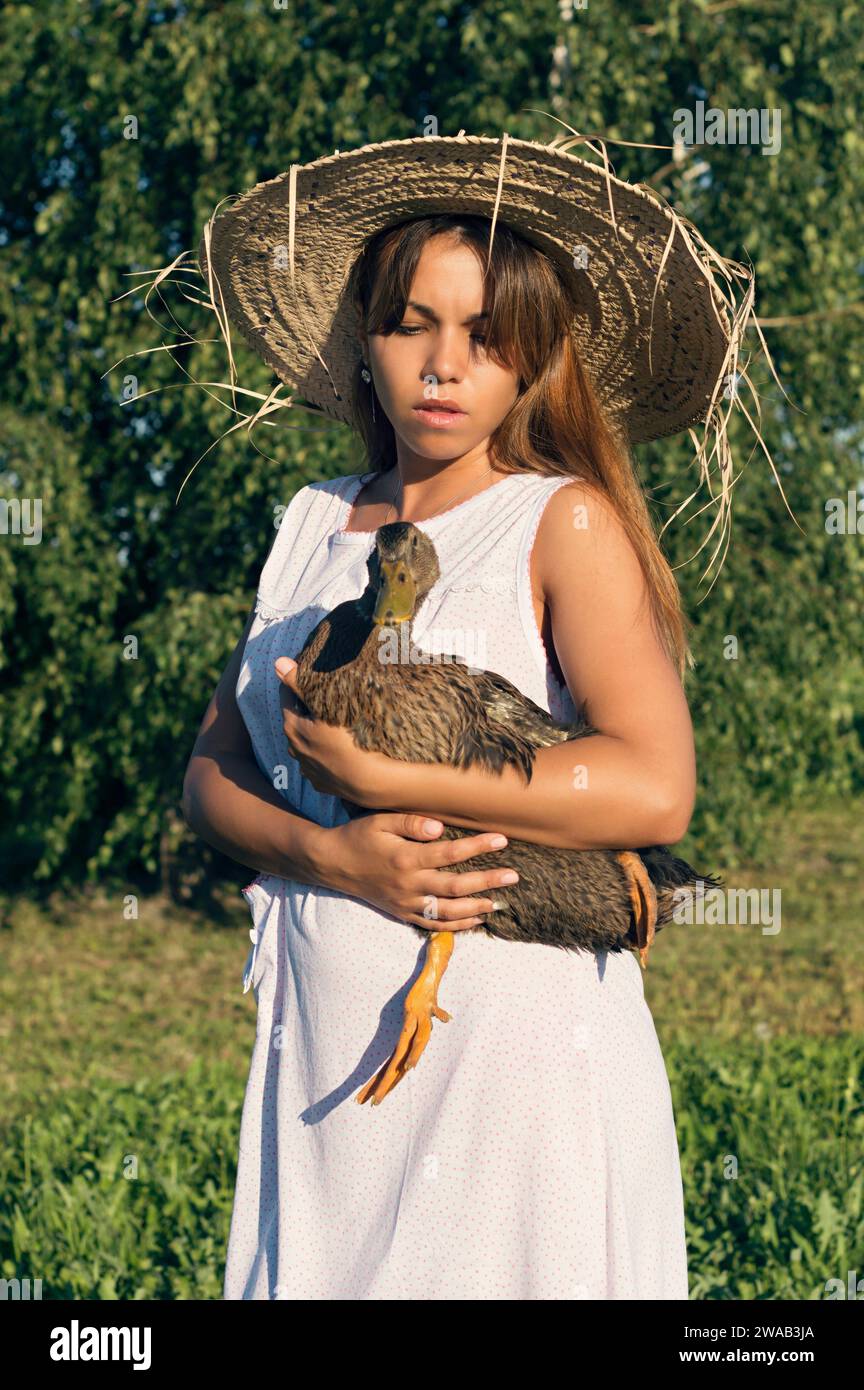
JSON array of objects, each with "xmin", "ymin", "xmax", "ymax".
[{"xmin": 180, "ymin": 134, "xmax": 761, "ymax": 1299}]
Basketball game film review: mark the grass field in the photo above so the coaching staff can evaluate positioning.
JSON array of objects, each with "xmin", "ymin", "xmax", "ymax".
[{"xmin": 1, "ymin": 798, "xmax": 862, "ymax": 1299}]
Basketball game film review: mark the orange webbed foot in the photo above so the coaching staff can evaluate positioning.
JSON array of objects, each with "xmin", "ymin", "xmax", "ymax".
[
  {"xmin": 616, "ymin": 850, "xmax": 658, "ymax": 970},
  {"xmin": 356, "ymin": 931, "xmax": 454, "ymax": 1107}
]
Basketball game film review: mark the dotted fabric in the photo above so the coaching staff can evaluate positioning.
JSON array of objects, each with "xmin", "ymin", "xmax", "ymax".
[{"xmin": 223, "ymin": 469, "xmax": 689, "ymax": 1300}]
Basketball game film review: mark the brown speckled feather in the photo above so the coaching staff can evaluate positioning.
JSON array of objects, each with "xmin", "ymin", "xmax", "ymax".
[{"xmin": 293, "ymin": 522, "xmax": 722, "ymax": 955}]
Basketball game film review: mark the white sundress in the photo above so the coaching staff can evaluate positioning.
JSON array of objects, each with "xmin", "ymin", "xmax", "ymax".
[{"xmin": 222, "ymin": 467, "xmax": 690, "ymax": 1301}]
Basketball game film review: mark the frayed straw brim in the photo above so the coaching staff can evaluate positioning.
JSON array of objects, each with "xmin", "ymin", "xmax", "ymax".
[
  {"xmin": 198, "ymin": 132, "xmax": 738, "ymax": 445},
  {"xmin": 110, "ymin": 120, "xmax": 796, "ymax": 583}
]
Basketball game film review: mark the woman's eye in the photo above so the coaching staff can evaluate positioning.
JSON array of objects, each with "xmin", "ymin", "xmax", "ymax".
[{"xmin": 394, "ymin": 325, "xmax": 487, "ymax": 345}]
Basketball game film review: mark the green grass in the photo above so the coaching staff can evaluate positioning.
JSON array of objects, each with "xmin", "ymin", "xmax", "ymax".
[
  {"xmin": 0, "ymin": 885, "xmax": 253, "ymax": 1108},
  {"xmin": 0, "ymin": 1061, "xmax": 241, "ymax": 1300},
  {"xmin": 655, "ymin": 797, "xmax": 864, "ymax": 1042},
  {"xmin": 671, "ymin": 1038, "xmax": 863, "ymax": 1299},
  {"xmin": 1, "ymin": 797, "xmax": 862, "ymax": 1299}
]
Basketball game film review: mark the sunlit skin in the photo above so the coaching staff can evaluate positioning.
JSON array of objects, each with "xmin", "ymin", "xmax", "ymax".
[
  {"xmin": 275, "ymin": 232, "xmax": 696, "ymax": 856},
  {"xmin": 356, "ymin": 236, "xmax": 521, "ymax": 501}
]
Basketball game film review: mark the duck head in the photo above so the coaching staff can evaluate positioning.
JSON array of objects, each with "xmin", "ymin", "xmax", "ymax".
[{"xmin": 370, "ymin": 522, "xmax": 441, "ymax": 626}]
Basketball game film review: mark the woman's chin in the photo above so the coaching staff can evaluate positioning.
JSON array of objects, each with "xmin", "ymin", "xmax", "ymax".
[{"xmin": 395, "ymin": 419, "xmax": 477, "ymax": 458}]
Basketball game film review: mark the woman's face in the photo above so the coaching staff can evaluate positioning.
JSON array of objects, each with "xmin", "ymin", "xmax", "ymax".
[{"xmin": 360, "ymin": 235, "xmax": 520, "ymax": 465}]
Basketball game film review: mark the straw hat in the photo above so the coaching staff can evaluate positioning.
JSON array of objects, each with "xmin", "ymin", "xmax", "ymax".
[
  {"xmin": 195, "ymin": 131, "xmax": 758, "ymax": 448},
  {"xmin": 115, "ymin": 125, "xmax": 789, "ymax": 575}
]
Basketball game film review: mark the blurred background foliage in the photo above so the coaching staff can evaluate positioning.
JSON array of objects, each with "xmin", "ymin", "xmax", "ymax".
[{"xmin": 1, "ymin": 0, "xmax": 862, "ymax": 898}]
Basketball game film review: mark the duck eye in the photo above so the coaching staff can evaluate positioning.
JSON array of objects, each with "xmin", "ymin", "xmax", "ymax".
[{"xmin": 398, "ymin": 570, "xmax": 406, "ymax": 582}]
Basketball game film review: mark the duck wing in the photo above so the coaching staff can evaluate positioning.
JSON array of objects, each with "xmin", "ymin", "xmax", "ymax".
[
  {"xmin": 467, "ymin": 665, "xmax": 594, "ymax": 746},
  {"xmin": 424, "ymin": 658, "xmax": 594, "ymax": 783}
]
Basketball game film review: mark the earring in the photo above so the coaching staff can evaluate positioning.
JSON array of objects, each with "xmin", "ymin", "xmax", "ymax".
[{"xmin": 360, "ymin": 363, "xmax": 376, "ymax": 421}]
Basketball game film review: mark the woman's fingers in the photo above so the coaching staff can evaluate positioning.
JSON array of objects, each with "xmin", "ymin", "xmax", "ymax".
[
  {"xmin": 429, "ymin": 855, "xmax": 520, "ymax": 892},
  {"xmin": 408, "ymin": 822, "xmax": 519, "ymax": 917},
  {"xmin": 418, "ymin": 828, "xmax": 513, "ymax": 867},
  {"xmin": 379, "ymin": 815, "xmax": 508, "ymax": 857},
  {"xmin": 413, "ymin": 864, "xmax": 519, "ymax": 928},
  {"xmin": 418, "ymin": 833, "xmax": 519, "ymax": 896},
  {"xmin": 411, "ymin": 900, "xmax": 488, "ymax": 931},
  {"xmin": 370, "ymin": 814, "xmax": 517, "ymax": 932}
]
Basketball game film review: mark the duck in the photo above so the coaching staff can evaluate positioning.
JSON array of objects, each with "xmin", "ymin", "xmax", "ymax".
[{"xmin": 292, "ymin": 521, "xmax": 722, "ymax": 1104}]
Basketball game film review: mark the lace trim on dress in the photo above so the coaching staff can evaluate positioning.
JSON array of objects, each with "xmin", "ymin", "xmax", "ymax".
[
  {"xmin": 254, "ymin": 594, "xmax": 289, "ymax": 624},
  {"xmin": 440, "ymin": 573, "xmax": 516, "ymax": 596},
  {"xmin": 257, "ymin": 573, "xmax": 516, "ymax": 618}
]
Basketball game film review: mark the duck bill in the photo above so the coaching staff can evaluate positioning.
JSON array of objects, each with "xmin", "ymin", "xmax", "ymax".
[{"xmin": 373, "ymin": 560, "xmax": 416, "ymax": 625}]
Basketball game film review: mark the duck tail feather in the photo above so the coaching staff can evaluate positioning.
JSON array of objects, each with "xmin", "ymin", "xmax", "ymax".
[{"xmin": 638, "ymin": 845, "xmax": 724, "ymax": 892}]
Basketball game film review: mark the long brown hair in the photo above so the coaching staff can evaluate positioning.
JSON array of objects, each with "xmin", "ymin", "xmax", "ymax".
[{"xmin": 346, "ymin": 214, "xmax": 692, "ymax": 678}]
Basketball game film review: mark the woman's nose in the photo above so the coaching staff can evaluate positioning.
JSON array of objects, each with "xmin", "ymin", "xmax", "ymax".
[{"xmin": 424, "ymin": 331, "xmax": 468, "ymax": 383}]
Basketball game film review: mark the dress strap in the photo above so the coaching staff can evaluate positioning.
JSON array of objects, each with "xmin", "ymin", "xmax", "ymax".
[{"xmin": 254, "ymin": 477, "xmax": 356, "ymax": 620}]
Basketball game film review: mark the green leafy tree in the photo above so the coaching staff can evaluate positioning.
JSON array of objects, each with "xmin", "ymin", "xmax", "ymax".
[{"xmin": 1, "ymin": 0, "xmax": 861, "ymax": 896}]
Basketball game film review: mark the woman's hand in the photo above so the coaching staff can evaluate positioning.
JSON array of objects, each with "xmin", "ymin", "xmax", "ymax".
[
  {"xmin": 275, "ymin": 656, "xmax": 397, "ymax": 806},
  {"xmin": 317, "ymin": 812, "xmax": 520, "ymax": 931}
]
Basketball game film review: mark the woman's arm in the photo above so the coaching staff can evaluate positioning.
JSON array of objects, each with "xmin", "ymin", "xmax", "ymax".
[
  {"xmin": 181, "ymin": 602, "xmax": 330, "ymax": 882},
  {"xmin": 355, "ymin": 481, "xmax": 696, "ymax": 851}
]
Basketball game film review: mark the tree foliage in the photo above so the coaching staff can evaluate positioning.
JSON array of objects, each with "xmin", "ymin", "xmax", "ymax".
[{"xmin": 1, "ymin": 0, "xmax": 861, "ymax": 894}]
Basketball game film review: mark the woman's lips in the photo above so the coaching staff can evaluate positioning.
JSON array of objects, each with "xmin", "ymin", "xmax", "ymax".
[{"xmin": 411, "ymin": 406, "xmax": 467, "ymax": 428}]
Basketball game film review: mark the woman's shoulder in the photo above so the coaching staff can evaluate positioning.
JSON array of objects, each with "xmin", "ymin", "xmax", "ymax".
[
  {"xmin": 270, "ymin": 470, "xmax": 369, "ymax": 531},
  {"xmin": 519, "ymin": 471, "xmax": 597, "ymax": 545},
  {"xmin": 532, "ymin": 473, "xmax": 644, "ymax": 601},
  {"xmin": 303, "ymin": 469, "xmax": 370, "ymax": 498}
]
